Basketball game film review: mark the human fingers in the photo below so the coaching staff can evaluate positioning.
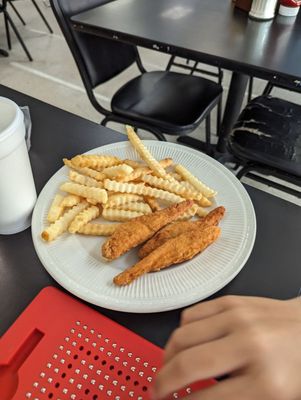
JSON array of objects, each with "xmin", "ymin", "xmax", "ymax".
[
  {"xmin": 155, "ymin": 376, "xmax": 248, "ymax": 400},
  {"xmin": 181, "ymin": 295, "xmax": 286, "ymax": 326},
  {"xmin": 181, "ymin": 295, "xmax": 244, "ymax": 326},
  {"xmin": 154, "ymin": 335, "xmax": 246, "ymax": 400},
  {"xmin": 165, "ymin": 311, "xmax": 231, "ymax": 363}
]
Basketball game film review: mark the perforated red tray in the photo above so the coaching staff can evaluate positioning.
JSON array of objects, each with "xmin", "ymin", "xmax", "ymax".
[{"xmin": 0, "ymin": 287, "xmax": 215, "ymax": 400}]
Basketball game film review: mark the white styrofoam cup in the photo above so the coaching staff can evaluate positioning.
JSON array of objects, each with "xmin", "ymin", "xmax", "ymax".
[{"xmin": 0, "ymin": 97, "xmax": 37, "ymax": 234}]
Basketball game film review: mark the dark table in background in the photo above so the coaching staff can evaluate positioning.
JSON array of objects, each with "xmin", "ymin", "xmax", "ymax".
[
  {"xmin": 1, "ymin": 85, "xmax": 301, "ymax": 349},
  {"xmin": 72, "ymin": 0, "xmax": 301, "ymax": 152}
]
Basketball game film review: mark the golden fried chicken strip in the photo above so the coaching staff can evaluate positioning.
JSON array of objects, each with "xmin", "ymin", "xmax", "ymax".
[
  {"xmin": 114, "ymin": 225, "xmax": 221, "ymax": 286},
  {"xmin": 102, "ymin": 200, "xmax": 194, "ymax": 260},
  {"xmin": 138, "ymin": 206, "xmax": 225, "ymax": 259}
]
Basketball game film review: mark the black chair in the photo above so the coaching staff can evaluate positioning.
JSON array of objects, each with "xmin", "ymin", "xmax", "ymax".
[
  {"xmin": 0, "ymin": 0, "xmax": 32, "ymax": 60},
  {"xmin": 8, "ymin": 0, "xmax": 53, "ymax": 34},
  {"xmin": 50, "ymin": 0, "xmax": 222, "ymax": 148},
  {"xmin": 228, "ymin": 95, "xmax": 301, "ymax": 198},
  {"xmin": 166, "ymin": 55, "xmax": 224, "ymax": 135}
]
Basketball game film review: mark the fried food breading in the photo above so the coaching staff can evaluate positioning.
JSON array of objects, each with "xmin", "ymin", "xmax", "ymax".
[
  {"xmin": 113, "ymin": 225, "xmax": 221, "ymax": 286},
  {"xmin": 138, "ymin": 206, "xmax": 225, "ymax": 258},
  {"xmin": 102, "ymin": 200, "xmax": 194, "ymax": 260}
]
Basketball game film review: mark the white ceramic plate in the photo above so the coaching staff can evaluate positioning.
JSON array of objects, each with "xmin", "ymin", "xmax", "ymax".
[{"xmin": 32, "ymin": 141, "xmax": 256, "ymax": 313}]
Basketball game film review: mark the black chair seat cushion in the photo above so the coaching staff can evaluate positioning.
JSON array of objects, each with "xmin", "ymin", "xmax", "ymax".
[
  {"xmin": 229, "ymin": 96, "xmax": 301, "ymax": 177},
  {"xmin": 111, "ymin": 71, "xmax": 222, "ymax": 135}
]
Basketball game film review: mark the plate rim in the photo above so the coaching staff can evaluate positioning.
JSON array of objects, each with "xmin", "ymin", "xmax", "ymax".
[{"xmin": 32, "ymin": 141, "xmax": 257, "ymax": 313}]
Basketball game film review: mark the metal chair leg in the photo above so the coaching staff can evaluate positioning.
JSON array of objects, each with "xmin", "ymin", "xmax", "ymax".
[
  {"xmin": 216, "ymin": 95, "xmax": 222, "ymax": 135},
  {"xmin": 101, "ymin": 116, "xmax": 110, "ymax": 127},
  {"xmin": 205, "ymin": 114, "xmax": 212, "ymax": 155},
  {"xmin": 189, "ymin": 61, "xmax": 198, "ymax": 75},
  {"xmin": 31, "ymin": 0, "xmax": 53, "ymax": 33},
  {"xmin": 5, "ymin": 11, "xmax": 33, "ymax": 61},
  {"xmin": 262, "ymin": 81, "xmax": 274, "ymax": 95},
  {"xmin": 236, "ymin": 164, "xmax": 256, "ymax": 180},
  {"xmin": 147, "ymin": 129, "xmax": 166, "ymax": 141},
  {"xmin": 4, "ymin": 13, "xmax": 11, "ymax": 50},
  {"xmin": 0, "ymin": 48, "xmax": 9, "ymax": 57},
  {"xmin": 166, "ymin": 55, "xmax": 176, "ymax": 71},
  {"xmin": 248, "ymin": 77, "xmax": 254, "ymax": 102},
  {"xmin": 8, "ymin": 0, "xmax": 26, "ymax": 25}
]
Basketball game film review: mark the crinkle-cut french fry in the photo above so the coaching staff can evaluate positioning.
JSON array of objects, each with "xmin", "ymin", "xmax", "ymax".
[
  {"xmin": 77, "ymin": 223, "xmax": 119, "ymax": 236},
  {"xmin": 104, "ymin": 179, "xmax": 185, "ymax": 203},
  {"xmin": 176, "ymin": 204, "xmax": 208, "ymax": 220},
  {"xmin": 69, "ymin": 205, "xmax": 100, "ymax": 233},
  {"xmin": 69, "ymin": 170, "xmax": 104, "ymax": 188},
  {"xmin": 141, "ymin": 174, "xmax": 204, "ymax": 201},
  {"xmin": 102, "ymin": 164, "xmax": 134, "ymax": 178},
  {"xmin": 177, "ymin": 180, "xmax": 197, "ymax": 191},
  {"xmin": 87, "ymin": 198, "xmax": 99, "ymax": 205},
  {"xmin": 126, "ymin": 125, "xmax": 170, "ymax": 179},
  {"xmin": 116, "ymin": 168, "xmax": 146, "ymax": 182},
  {"xmin": 71, "ymin": 154, "xmax": 121, "ymax": 169},
  {"xmin": 47, "ymin": 194, "xmax": 65, "ymax": 223},
  {"xmin": 41, "ymin": 201, "xmax": 88, "ymax": 241},
  {"xmin": 60, "ymin": 182, "xmax": 108, "ymax": 204},
  {"xmin": 105, "ymin": 193, "xmax": 144, "ymax": 208},
  {"xmin": 175, "ymin": 164, "xmax": 217, "ymax": 198},
  {"xmin": 198, "ymin": 197, "xmax": 212, "ymax": 207},
  {"xmin": 60, "ymin": 194, "xmax": 82, "ymax": 208},
  {"xmin": 143, "ymin": 196, "xmax": 161, "ymax": 212},
  {"xmin": 117, "ymin": 202, "xmax": 152, "ymax": 214},
  {"xmin": 63, "ymin": 158, "xmax": 106, "ymax": 181},
  {"xmin": 116, "ymin": 159, "xmax": 174, "ymax": 183},
  {"xmin": 175, "ymin": 180, "xmax": 211, "ymax": 207},
  {"xmin": 169, "ymin": 172, "xmax": 182, "ymax": 181},
  {"xmin": 102, "ymin": 208, "xmax": 145, "ymax": 221},
  {"xmin": 124, "ymin": 158, "xmax": 173, "ymax": 170},
  {"xmin": 195, "ymin": 206, "xmax": 208, "ymax": 218},
  {"xmin": 142, "ymin": 175, "xmax": 211, "ymax": 207},
  {"xmin": 159, "ymin": 158, "xmax": 173, "ymax": 169},
  {"xmin": 123, "ymin": 159, "xmax": 144, "ymax": 169}
]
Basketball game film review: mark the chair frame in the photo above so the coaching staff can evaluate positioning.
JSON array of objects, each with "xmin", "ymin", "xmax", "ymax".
[
  {"xmin": 8, "ymin": 0, "xmax": 53, "ymax": 34},
  {"xmin": 1, "ymin": 0, "xmax": 33, "ymax": 61},
  {"xmin": 236, "ymin": 162, "xmax": 301, "ymax": 198}
]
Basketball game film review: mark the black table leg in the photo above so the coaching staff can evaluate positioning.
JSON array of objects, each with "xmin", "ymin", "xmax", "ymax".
[
  {"xmin": 0, "ymin": 48, "xmax": 9, "ymax": 57},
  {"xmin": 216, "ymin": 72, "xmax": 249, "ymax": 153}
]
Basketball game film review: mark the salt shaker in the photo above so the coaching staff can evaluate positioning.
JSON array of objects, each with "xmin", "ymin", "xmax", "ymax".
[
  {"xmin": 278, "ymin": 0, "xmax": 301, "ymax": 16},
  {"xmin": 0, "ymin": 97, "xmax": 37, "ymax": 234},
  {"xmin": 249, "ymin": 0, "xmax": 279, "ymax": 20}
]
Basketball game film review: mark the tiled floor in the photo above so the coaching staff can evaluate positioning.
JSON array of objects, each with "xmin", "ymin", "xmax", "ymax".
[{"xmin": 0, "ymin": 0, "xmax": 300, "ymax": 205}]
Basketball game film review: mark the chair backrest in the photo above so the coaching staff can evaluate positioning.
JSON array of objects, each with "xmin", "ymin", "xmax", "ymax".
[{"xmin": 50, "ymin": 0, "xmax": 137, "ymax": 89}]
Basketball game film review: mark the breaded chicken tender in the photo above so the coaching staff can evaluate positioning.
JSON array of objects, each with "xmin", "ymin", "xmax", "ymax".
[
  {"xmin": 113, "ymin": 225, "xmax": 221, "ymax": 286},
  {"xmin": 102, "ymin": 200, "xmax": 194, "ymax": 260},
  {"xmin": 139, "ymin": 206, "xmax": 225, "ymax": 258}
]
